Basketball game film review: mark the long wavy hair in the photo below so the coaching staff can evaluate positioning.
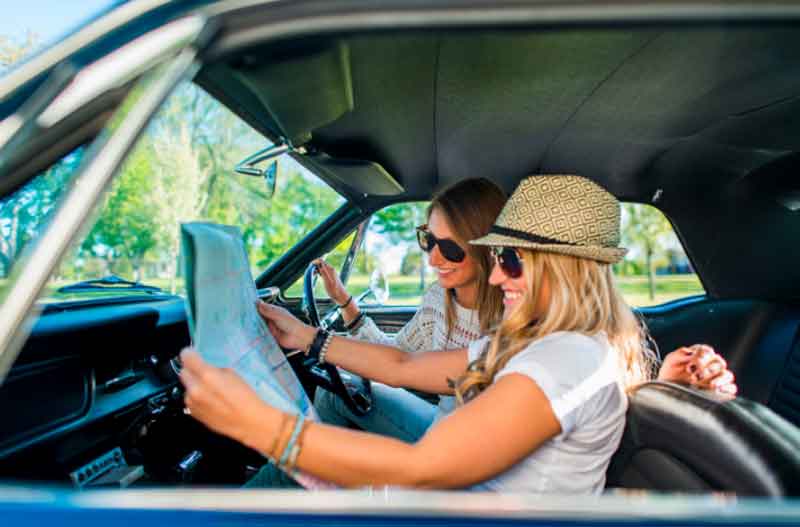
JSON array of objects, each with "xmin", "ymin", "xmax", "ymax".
[
  {"xmin": 453, "ymin": 250, "xmax": 658, "ymax": 403},
  {"xmin": 428, "ymin": 178, "xmax": 507, "ymax": 341}
]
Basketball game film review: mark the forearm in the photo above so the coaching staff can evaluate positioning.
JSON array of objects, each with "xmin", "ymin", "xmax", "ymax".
[
  {"xmin": 243, "ymin": 413, "xmax": 451, "ymax": 488},
  {"xmin": 325, "ymin": 335, "xmax": 463, "ymax": 394}
]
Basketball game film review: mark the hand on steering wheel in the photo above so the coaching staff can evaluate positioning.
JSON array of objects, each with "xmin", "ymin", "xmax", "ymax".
[
  {"xmin": 296, "ymin": 263, "xmax": 373, "ymax": 416},
  {"xmin": 313, "ymin": 258, "xmax": 350, "ymax": 307}
]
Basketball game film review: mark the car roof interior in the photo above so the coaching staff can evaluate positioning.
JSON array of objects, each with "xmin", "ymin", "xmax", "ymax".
[{"xmin": 195, "ymin": 23, "xmax": 800, "ymax": 302}]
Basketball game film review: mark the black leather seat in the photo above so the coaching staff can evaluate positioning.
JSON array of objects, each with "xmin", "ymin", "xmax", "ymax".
[{"xmin": 606, "ymin": 382, "xmax": 800, "ymax": 496}]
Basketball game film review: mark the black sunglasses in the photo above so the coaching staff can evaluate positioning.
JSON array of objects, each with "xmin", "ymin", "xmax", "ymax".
[
  {"xmin": 491, "ymin": 247, "xmax": 523, "ymax": 279},
  {"xmin": 416, "ymin": 225, "xmax": 466, "ymax": 263}
]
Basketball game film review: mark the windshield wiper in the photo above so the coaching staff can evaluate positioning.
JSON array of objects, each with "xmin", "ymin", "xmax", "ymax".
[{"xmin": 57, "ymin": 275, "xmax": 163, "ymax": 294}]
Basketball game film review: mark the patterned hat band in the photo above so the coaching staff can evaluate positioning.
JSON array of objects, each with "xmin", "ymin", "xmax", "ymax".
[
  {"xmin": 489, "ymin": 225, "xmax": 578, "ymax": 247},
  {"xmin": 470, "ymin": 174, "xmax": 628, "ymax": 264}
]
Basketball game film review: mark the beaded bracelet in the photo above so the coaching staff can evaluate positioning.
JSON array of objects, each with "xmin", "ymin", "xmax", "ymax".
[
  {"xmin": 318, "ymin": 333, "xmax": 334, "ymax": 365},
  {"xmin": 278, "ymin": 413, "xmax": 305, "ymax": 468},
  {"xmin": 306, "ymin": 328, "xmax": 330, "ymax": 362}
]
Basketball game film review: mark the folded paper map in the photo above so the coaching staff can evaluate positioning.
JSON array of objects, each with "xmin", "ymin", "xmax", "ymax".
[{"xmin": 180, "ymin": 222, "xmax": 331, "ymax": 488}]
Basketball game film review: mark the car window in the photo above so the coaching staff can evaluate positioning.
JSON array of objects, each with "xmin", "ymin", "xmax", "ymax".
[
  {"xmin": 2, "ymin": 81, "xmax": 344, "ymax": 304},
  {"xmin": 616, "ymin": 203, "xmax": 704, "ymax": 307},
  {"xmin": 0, "ymin": 147, "xmax": 85, "ymax": 302},
  {"xmin": 288, "ymin": 201, "xmax": 702, "ymax": 309},
  {"xmin": 286, "ymin": 202, "xmax": 430, "ymax": 306}
]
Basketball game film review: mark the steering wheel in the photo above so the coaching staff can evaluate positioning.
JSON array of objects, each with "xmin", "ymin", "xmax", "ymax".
[{"xmin": 302, "ymin": 263, "xmax": 372, "ymax": 417}]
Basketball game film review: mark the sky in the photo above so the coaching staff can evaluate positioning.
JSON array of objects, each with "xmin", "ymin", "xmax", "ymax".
[{"xmin": 0, "ymin": 0, "xmax": 117, "ymax": 50}]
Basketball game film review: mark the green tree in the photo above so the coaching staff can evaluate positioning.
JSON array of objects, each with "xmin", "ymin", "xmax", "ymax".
[
  {"xmin": 81, "ymin": 147, "xmax": 157, "ymax": 280},
  {"xmin": 400, "ymin": 249, "xmax": 421, "ymax": 276},
  {"xmin": 0, "ymin": 150, "xmax": 80, "ymax": 276},
  {"xmin": 621, "ymin": 204, "xmax": 674, "ymax": 300}
]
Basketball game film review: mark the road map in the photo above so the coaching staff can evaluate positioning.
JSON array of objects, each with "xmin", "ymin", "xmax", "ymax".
[{"xmin": 181, "ymin": 222, "xmax": 330, "ymax": 488}]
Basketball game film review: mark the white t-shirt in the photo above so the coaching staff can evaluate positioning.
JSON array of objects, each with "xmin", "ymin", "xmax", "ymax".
[
  {"xmin": 466, "ymin": 332, "xmax": 627, "ymax": 494},
  {"xmin": 354, "ymin": 283, "xmax": 482, "ymax": 418}
]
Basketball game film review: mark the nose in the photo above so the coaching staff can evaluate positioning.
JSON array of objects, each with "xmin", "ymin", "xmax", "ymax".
[
  {"xmin": 428, "ymin": 244, "xmax": 445, "ymax": 267},
  {"xmin": 488, "ymin": 260, "xmax": 505, "ymax": 285}
]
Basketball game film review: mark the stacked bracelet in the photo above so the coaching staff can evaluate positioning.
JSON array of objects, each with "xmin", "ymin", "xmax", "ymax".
[
  {"xmin": 285, "ymin": 420, "xmax": 310, "ymax": 474},
  {"xmin": 337, "ymin": 295, "xmax": 353, "ymax": 309},
  {"xmin": 267, "ymin": 413, "xmax": 291, "ymax": 461},
  {"xmin": 278, "ymin": 413, "xmax": 305, "ymax": 469},
  {"xmin": 318, "ymin": 333, "xmax": 334, "ymax": 365}
]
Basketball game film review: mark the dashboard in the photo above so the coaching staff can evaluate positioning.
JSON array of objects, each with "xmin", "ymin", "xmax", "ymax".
[{"xmin": 0, "ymin": 297, "xmax": 192, "ymax": 485}]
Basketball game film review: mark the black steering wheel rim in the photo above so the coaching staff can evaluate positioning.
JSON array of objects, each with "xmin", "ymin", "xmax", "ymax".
[{"xmin": 303, "ymin": 263, "xmax": 372, "ymax": 417}]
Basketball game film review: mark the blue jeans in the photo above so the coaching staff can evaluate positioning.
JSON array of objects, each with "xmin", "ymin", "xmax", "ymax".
[
  {"xmin": 245, "ymin": 385, "xmax": 437, "ymax": 488},
  {"xmin": 314, "ymin": 383, "xmax": 437, "ymax": 443},
  {"xmin": 244, "ymin": 462, "xmax": 302, "ymax": 488}
]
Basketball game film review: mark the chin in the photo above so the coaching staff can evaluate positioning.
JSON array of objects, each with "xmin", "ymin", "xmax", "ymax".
[
  {"xmin": 436, "ymin": 273, "xmax": 459, "ymax": 289},
  {"xmin": 501, "ymin": 301, "xmax": 522, "ymax": 319}
]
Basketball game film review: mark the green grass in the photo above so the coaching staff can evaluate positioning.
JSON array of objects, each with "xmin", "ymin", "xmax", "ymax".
[
  {"xmin": 8, "ymin": 272, "xmax": 703, "ymax": 309},
  {"xmin": 286, "ymin": 273, "xmax": 705, "ymax": 308}
]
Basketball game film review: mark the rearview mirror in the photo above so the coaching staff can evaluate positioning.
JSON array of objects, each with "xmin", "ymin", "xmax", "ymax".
[
  {"xmin": 263, "ymin": 161, "xmax": 277, "ymax": 198},
  {"xmin": 234, "ymin": 143, "xmax": 289, "ymax": 198}
]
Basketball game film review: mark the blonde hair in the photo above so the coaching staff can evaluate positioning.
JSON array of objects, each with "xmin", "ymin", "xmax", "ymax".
[
  {"xmin": 428, "ymin": 178, "xmax": 507, "ymax": 341},
  {"xmin": 453, "ymin": 250, "xmax": 658, "ymax": 403}
]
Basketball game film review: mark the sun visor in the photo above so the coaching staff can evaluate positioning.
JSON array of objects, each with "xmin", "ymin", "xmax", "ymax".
[
  {"xmin": 232, "ymin": 42, "xmax": 353, "ymax": 146},
  {"xmin": 300, "ymin": 152, "xmax": 404, "ymax": 198}
]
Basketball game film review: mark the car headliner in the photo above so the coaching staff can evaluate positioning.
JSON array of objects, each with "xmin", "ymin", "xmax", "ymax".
[{"xmin": 196, "ymin": 21, "xmax": 800, "ymax": 301}]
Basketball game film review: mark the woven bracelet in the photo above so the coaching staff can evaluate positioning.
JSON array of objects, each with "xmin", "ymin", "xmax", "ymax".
[{"xmin": 278, "ymin": 413, "xmax": 305, "ymax": 468}]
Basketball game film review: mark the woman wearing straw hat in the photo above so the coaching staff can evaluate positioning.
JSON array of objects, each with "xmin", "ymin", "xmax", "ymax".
[
  {"xmin": 179, "ymin": 175, "xmax": 729, "ymax": 492},
  {"xmin": 312, "ymin": 178, "xmax": 734, "ymax": 445}
]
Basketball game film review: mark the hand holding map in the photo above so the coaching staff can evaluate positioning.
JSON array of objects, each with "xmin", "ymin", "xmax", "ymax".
[{"xmin": 180, "ymin": 222, "xmax": 331, "ymax": 488}]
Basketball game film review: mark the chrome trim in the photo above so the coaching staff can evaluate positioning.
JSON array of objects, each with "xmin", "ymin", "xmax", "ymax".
[
  {"xmin": 57, "ymin": 486, "xmax": 800, "ymax": 519},
  {"xmin": 38, "ymin": 17, "xmax": 206, "ymax": 128},
  {"xmin": 0, "ymin": 0, "xmax": 172, "ymax": 101},
  {"xmin": 340, "ymin": 217, "xmax": 370, "ymax": 287},
  {"xmin": 206, "ymin": 1, "xmax": 800, "ymax": 57},
  {"xmin": 234, "ymin": 142, "xmax": 290, "ymax": 177},
  {"xmin": 257, "ymin": 286, "xmax": 281, "ymax": 303},
  {"xmin": 0, "ymin": 17, "xmax": 206, "ymax": 183},
  {"xmin": 0, "ymin": 64, "xmax": 75, "ymax": 153},
  {"xmin": 0, "ymin": 31, "xmax": 204, "ymax": 383}
]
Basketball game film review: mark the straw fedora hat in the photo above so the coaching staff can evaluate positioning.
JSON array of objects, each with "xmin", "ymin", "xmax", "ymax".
[{"xmin": 470, "ymin": 175, "xmax": 627, "ymax": 264}]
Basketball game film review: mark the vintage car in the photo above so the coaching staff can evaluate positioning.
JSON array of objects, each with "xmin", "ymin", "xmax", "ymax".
[{"xmin": 1, "ymin": 0, "xmax": 800, "ymax": 524}]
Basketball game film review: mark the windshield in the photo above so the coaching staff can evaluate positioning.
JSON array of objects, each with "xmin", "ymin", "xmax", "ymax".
[
  {"xmin": 0, "ymin": 81, "xmax": 345, "ymax": 303},
  {"xmin": 0, "ymin": 0, "xmax": 118, "ymax": 77}
]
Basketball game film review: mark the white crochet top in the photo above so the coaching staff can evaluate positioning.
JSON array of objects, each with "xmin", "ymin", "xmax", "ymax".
[{"xmin": 353, "ymin": 283, "xmax": 483, "ymax": 418}]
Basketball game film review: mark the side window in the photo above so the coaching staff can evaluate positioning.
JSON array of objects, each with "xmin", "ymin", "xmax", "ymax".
[
  {"xmin": 615, "ymin": 203, "xmax": 704, "ymax": 307},
  {"xmin": 349, "ymin": 202, "xmax": 430, "ymax": 307},
  {"xmin": 288, "ymin": 202, "xmax": 431, "ymax": 305}
]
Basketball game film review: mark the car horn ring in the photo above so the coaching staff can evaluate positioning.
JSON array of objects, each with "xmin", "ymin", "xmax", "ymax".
[{"xmin": 303, "ymin": 263, "xmax": 372, "ymax": 417}]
